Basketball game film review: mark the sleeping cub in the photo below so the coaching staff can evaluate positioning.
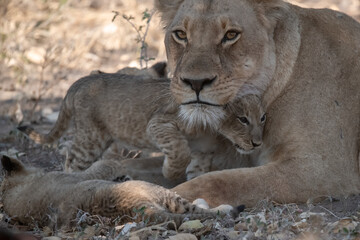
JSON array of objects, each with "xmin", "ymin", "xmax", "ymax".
[{"xmin": 0, "ymin": 155, "xmax": 236, "ymax": 228}]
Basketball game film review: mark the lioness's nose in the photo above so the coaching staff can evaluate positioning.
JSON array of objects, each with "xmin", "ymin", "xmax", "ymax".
[
  {"xmin": 181, "ymin": 77, "xmax": 216, "ymax": 96},
  {"xmin": 251, "ymin": 140, "xmax": 262, "ymax": 148}
]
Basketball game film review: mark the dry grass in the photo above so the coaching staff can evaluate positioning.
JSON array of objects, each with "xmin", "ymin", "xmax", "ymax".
[{"xmin": 0, "ymin": 0, "xmax": 359, "ymax": 239}]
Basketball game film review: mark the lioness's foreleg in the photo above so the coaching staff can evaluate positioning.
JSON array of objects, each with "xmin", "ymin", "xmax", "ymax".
[{"xmin": 172, "ymin": 156, "xmax": 357, "ymax": 207}]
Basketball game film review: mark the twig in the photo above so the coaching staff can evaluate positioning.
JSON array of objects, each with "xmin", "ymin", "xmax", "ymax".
[
  {"xmin": 318, "ymin": 205, "xmax": 341, "ymax": 220},
  {"xmin": 141, "ymin": 10, "xmax": 155, "ymax": 68},
  {"xmin": 112, "ymin": 10, "xmax": 155, "ymax": 68}
]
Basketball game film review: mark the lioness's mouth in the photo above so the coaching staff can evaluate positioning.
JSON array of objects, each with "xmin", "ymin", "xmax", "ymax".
[{"xmin": 181, "ymin": 100, "xmax": 222, "ymax": 107}]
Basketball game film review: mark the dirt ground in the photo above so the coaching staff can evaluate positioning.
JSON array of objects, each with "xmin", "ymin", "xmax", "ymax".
[{"xmin": 0, "ymin": 0, "xmax": 359, "ymax": 239}]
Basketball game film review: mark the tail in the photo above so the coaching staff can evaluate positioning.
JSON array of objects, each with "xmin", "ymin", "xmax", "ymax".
[{"xmin": 18, "ymin": 98, "xmax": 72, "ymax": 144}]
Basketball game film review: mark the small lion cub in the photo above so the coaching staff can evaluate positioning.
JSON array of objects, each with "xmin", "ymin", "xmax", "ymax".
[
  {"xmin": 185, "ymin": 94, "xmax": 266, "ymax": 180},
  {"xmin": 0, "ymin": 155, "xmax": 236, "ymax": 228}
]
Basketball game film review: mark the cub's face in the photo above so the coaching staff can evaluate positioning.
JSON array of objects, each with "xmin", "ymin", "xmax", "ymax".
[
  {"xmin": 155, "ymin": 0, "xmax": 282, "ymax": 129},
  {"xmin": 219, "ymin": 95, "xmax": 266, "ymax": 154}
]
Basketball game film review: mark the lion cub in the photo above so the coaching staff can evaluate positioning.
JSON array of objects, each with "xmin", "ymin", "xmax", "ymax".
[
  {"xmin": 18, "ymin": 63, "xmax": 265, "ymax": 180},
  {"xmin": 0, "ymin": 155, "xmax": 233, "ymax": 228},
  {"xmin": 185, "ymin": 94, "xmax": 266, "ymax": 180}
]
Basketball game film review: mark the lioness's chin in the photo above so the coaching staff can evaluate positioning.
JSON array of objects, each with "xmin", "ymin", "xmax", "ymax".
[{"xmin": 179, "ymin": 104, "xmax": 225, "ymax": 130}]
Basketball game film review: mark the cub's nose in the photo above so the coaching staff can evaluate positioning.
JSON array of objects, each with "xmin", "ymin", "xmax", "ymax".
[
  {"xmin": 251, "ymin": 140, "xmax": 262, "ymax": 148},
  {"xmin": 181, "ymin": 77, "xmax": 216, "ymax": 96}
]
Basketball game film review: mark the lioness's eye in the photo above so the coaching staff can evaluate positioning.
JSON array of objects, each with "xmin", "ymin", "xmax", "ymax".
[
  {"xmin": 173, "ymin": 30, "xmax": 187, "ymax": 41},
  {"xmin": 238, "ymin": 116, "xmax": 249, "ymax": 125},
  {"xmin": 260, "ymin": 113, "xmax": 266, "ymax": 123},
  {"xmin": 222, "ymin": 30, "xmax": 240, "ymax": 43}
]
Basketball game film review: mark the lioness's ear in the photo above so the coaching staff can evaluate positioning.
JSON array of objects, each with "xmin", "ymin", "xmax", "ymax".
[
  {"xmin": 1, "ymin": 155, "xmax": 25, "ymax": 174},
  {"xmin": 154, "ymin": 0, "xmax": 184, "ymax": 28},
  {"xmin": 253, "ymin": 0, "xmax": 289, "ymax": 30}
]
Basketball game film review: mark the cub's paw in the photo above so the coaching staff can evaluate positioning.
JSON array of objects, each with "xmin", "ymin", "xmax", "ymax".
[{"xmin": 162, "ymin": 156, "xmax": 186, "ymax": 180}]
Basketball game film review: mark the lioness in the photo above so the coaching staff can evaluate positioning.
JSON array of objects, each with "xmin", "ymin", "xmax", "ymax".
[
  {"xmin": 117, "ymin": 0, "xmax": 360, "ymax": 207},
  {"xmin": 0, "ymin": 155, "xmax": 236, "ymax": 228},
  {"xmin": 18, "ymin": 69, "xmax": 265, "ymax": 180}
]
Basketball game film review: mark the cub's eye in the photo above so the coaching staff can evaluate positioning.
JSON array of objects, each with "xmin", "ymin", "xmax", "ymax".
[
  {"xmin": 260, "ymin": 113, "xmax": 266, "ymax": 123},
  {"xmin": 238, "ymin": 116, "xmax": 249, "ymax": 125},
  {"xmin": 222, "ymin": 30, "xmax": 240, "ymax": 43},
  {"xmin": 173, "ymin": 30, "xmax": 187, "ymax": 41}
]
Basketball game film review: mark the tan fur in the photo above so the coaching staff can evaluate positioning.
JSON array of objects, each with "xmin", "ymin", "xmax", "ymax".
[
  {"xmin": 0, "ymin": 156, "xmax": 229, "ymax": 228},
  {"xmin": 19, "ymin": 67, "xmax": 265, "ymax": 180},
  {"xmin": 119, "ymin": 0, "xmax": 360, "ymax": 207},
  {"xmin": 90, "ymin": 61, "xmax": 168, "ymax": 78}
]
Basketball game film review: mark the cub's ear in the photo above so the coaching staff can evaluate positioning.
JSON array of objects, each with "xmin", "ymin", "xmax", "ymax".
[
  {"xmin": 150, "ymin": 62, "xmax": 167, "ymax": 78},
  {"xmin": 154, "ymin": 0, "xmax": 184, "ymax": 28},
  {"xmin": 1, "ymin": 155, "xmax": 25, "ymax": 174}
]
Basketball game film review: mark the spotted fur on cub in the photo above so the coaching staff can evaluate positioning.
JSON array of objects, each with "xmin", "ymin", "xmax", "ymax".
[{"xmin": 0, "ymin": 155, "xmax": 238, "ymax": 228}]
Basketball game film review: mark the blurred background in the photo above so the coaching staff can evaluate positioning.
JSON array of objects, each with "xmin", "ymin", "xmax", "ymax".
[{"xmin": 0, "ymin": 0, "xmax": 359, "ymax": 130}]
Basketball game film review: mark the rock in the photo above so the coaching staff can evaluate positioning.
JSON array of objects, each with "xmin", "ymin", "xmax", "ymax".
[
  {"xmin": 0, "ymin": 147, "xmax": 25, "ymax": 158},
  {"xmin": 299, "ymin": 212, "xmax": 325, "ymax": 219},
  {"xmin": 74, "ymin": 226, "xmax": 97, "ymax": 239},
  {"xmin": 211, "ymin": 204, "xmax": 234, "ymax": 214},
  {"xmin": 226, "ymin": 231, "xmax": 241, "ymax": 240},
  {"xmin": 83, "ymin": 226, "xmax": 97, "ymax": 237},
  {"xmin": 266, "ymin": 232, "xmax": 293, "ymax": 240},
  {"xmin": 42, "ymin": 237, "xmax": 61, "ymax": 240},
  {"xmin": 254, "ymin": 229, "xmax": 263, "ymax": 237},
  {"xmin": 167, "ymin": 233, "xmax": 197, "ymax": 240},
  {"xmin": 42, "ymin": 226, "xmax": 53, "ymax": 236},
  {"xmin": 192, "ymin": 198, "xmax": 209, "ymax": 209},
  {"xmin": 178, "ymin": 220, "xmax": 204, "ymax": 231},
  {"xmin": 15, "ymin": 103, "xmax": 23, "ymax": 123},
  {"xmin": 291, "ymin": 220, "xmax": 309, "ymax": 233},
  {"xmin": 129, "ymin": 236, "xmax": 140, "ymax": 240},
  {"xmin": 41, "ymin": 107, "xmax": 53, "ymax": 116},
  {"xmin": 25, "ymin": 47, "xmax": 46, "ymax": 64},
  {"xmin": 43, "ymin": 111, "xmax": 59, "ymax": 123},
  {"xmin": 119, "ymin": 222, "xmax": 137, "ymax": 235},
  {"xmin": 308, "ymin": 213, "xmax": 325, "ymax": 227},
  {"xmin": 234, "ymin": 222, "xmax": 248, "ymax": 231}
]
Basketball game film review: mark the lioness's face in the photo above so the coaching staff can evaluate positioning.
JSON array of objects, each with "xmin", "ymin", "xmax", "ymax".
[
  {"xmin": 157, "ymin": 0, "xmax": 278, "ymax": 128},
  {"xmin": 220, "ymin": 95, "xmax": 266, "ymax": 154}
]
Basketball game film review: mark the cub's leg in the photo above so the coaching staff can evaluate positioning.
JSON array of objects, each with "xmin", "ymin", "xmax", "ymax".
[
  {"xmin": 186, "ymin": 151, "xmax": 214, "ymax": 180},
  {"xmin": 65, "ymin": 127, "xmax": 113, "ymax": 172},
  {"xmin": 118, "ymin": 157, "xmax": 185, "ymax": 188},
  {"xmin": 147, "ymin": 114, "xmax": 192, "ymax": 180}
]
